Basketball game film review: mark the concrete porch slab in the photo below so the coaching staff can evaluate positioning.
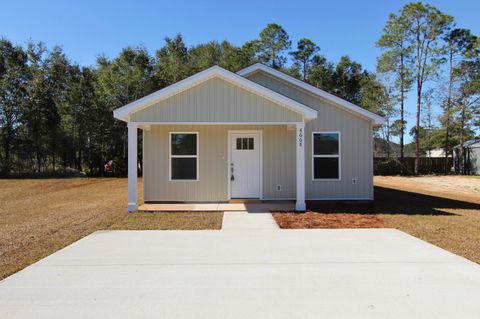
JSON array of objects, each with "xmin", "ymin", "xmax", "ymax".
[{"xmin": 138, "ymin": 202, "xmax": 295, "ymax": 212}]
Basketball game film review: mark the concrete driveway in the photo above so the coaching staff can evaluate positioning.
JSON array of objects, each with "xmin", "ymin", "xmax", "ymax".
[{"xmin": 1, "ymin": 229, "xmax": 480, "ymax": 318}]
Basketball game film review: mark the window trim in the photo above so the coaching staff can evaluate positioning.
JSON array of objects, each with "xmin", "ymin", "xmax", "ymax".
[
  {"xmin": 169, "ymin": 132, "xmax": 199, "ymax": 182},
  {"xmin": 312, "ymin": 131, "xmax": 341, "ymax": 181}
]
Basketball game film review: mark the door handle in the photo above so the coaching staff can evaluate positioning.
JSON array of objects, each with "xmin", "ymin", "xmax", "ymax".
[{"xmin": 230, "ymin": 163, "xmax": 234, "ymax": 181}]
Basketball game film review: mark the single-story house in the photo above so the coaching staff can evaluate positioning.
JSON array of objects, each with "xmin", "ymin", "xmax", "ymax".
[
  {"xmin": 113, "ymin": 63, "xmax": 385, "ymax": 211},
  {"xmin": 426, "ymin": 148, "xmax": 449, "ymax": 158},
  {"xmin": 453, "ymin": 139, "xmax": 480, "ymax": 175}
]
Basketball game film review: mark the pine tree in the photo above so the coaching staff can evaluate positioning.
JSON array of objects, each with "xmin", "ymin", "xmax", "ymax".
[
  {"xmin": 290, "ymin": 38, "xmax": 319, "ymax": 80},
  {"xmin": 0, "ymin": 39, "xmax": 29, "ymax": 175}
]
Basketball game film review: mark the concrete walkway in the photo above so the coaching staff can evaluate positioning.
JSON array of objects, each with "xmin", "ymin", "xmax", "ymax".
[
  {"xmin": 1, "ymin": 229, "xmax": 480, "ymax": 319},
  {"xmin": 221, "ymin": 211, "xmax": 279, "ymax": 229}
]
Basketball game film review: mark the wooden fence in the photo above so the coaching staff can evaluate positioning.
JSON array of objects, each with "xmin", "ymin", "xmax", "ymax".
[{"xmin": 374, "ymin": 157, "xmax": 454, "ymax": 175}]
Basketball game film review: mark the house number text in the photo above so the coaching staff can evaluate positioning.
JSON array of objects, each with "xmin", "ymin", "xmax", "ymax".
[{"xmin": 298, "ymin": 128, "xmax": 303, "ymax": 147}]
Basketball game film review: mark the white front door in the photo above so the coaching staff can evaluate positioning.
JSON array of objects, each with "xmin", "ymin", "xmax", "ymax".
[{"xmin": 230, "ymin": 132, "xmax": 261, "ymax": 198}]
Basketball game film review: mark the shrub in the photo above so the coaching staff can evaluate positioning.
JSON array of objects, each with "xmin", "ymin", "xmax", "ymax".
[{"xmin": 374, "ymin": 158, "xmax": 410, "ymax": 176}]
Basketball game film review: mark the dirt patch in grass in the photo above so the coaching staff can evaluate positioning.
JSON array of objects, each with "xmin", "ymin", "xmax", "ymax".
[
  {"xmin": 273, "ymin": 211, "xmax": 385, "ymax": 228},
  {"xmin": 0, "ymin": 178, "xmax": 222, "ymax": 280}
]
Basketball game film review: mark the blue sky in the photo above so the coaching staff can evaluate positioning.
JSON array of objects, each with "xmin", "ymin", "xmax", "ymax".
[{"xmin": 1, "ymin": 0, "xmax": 479, "ymax": 142}]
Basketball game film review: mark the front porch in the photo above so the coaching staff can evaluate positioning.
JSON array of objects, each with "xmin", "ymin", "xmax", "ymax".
[
  {"xmin": 112, "ymin": 66, "xmax": 319, "ymax": 212},
  {"xmin": 128, "ymin": 123, "xmax": 307, "ymax": 212},
  {"xmin": 138, "ymin": 201, "xmax": 295, "ymax": 212}
]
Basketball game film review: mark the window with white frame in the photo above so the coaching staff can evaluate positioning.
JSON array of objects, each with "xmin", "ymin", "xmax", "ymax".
[
  {"xmin": 312, "ymin": 132, "xmax": 340, "ymax": 180},
  {"xmin": 236, "ymin": 137, "xmax": 254, "ymax": 150},
  {"xmin": 170, "ymin": 133, "xmax": 198, "ymax": 180}
]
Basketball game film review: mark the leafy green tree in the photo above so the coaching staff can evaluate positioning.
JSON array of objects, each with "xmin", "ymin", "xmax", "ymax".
[
  {"xmin": 189, "ymin": 40, "xmax": 255, "ymax": 72},
  {"xmin": 0, "ymin": 39, "xmax": 29, "ymax": 175},
  {"xmin": 332, "ymin": 56, "xmax": 365, "ymax": 105},
  {"xmin": 59, "ymin": 66, "xmax": 99, "ymax": 173},
  {"xmin": 361, "ymin": 73, "xmax": 397, "ymax": 157},
  {"xmin": 400, "ymin": 2, "xmax": 453, "ymax": 174},
  {"xmin": 42, "ymin": 46, "xmax": 73, "ymax": 172},
  {"xmin": 308, "ymin": 54, "xmax": 335, "ymax": 92},
  {"xmin": 97, "ymin": 46, "xmax": 156, "ymax": 106},
  {"xmin": 454, "ymin": 58, "xmax": 480, "ymax": 173},
  {"xmin": 250, "ymin": 23, "xmax": 291, "ymax": 69},
  {"xmin": 96, "ymin": 46, "xmax": 156, "ymax": 174},
  {"xmin": 218, "ymin": 41, "xmax": 256, "ymax": 71},
  {"xmin": 290, "ymin": 38, "xmax": 319, "ymax": 80},
  {"xmin": 155, "ymin": 34, "xmax": 190, "ymax": 85},
  {"xmin": 441, "ymin": 28, "xmax": 478, "ymax": 167},
  {"xmin": 3, "ymin": 21, "xmax": 452, "ymax": 176},
  {"xmin": 308, "ymin": 54, "xmax": 383, "ymax": 110},
  {"xmin": 376, "ymin": 12, "xmax": 413, "ymax": 162},
  {"xmin": 420, "ymin": 88, "xmax": 438, "ymax": 156},
  {"xmin": 189, "ymin": 41, "xmax": 222, "ymax": 72},
  {"xmin": 23, "ymin": 42, "xmax": 54, "ymax": 173},
  {"xmin": 409, "ymin": 125, "xmax": 447, "ymax": 155}
]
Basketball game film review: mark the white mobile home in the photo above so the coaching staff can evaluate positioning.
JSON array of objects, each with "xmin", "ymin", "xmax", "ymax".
[{"xmin": 113, "ymin": 63, "xmax": 385, "ymax": 211}]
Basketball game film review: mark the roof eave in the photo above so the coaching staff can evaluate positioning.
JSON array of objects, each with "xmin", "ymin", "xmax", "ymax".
[
  {"xmin": 113, "ymin": 109, "xmax": 128, "ymax": 122},
  {"xmin": 372, "ymin": 117, "xmax": 386, "ymax": 127}
]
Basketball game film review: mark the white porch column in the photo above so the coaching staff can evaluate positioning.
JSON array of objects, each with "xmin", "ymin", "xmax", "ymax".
[
  {"xmin": 127, "ymin": 122, "xmax": 138, "ymax": 212},
  {"xmin": 295, "ymin": 122, "xmax": 306, "ymax": 211}
]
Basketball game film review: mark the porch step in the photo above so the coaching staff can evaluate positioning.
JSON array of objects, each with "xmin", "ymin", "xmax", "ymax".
[{"xmin": 228, "ymin": 199, "xmax": 263, "ymax": 204}]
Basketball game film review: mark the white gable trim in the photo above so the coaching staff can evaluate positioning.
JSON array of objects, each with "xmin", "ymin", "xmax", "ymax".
[
  {"xmin": 237, "ymin": 63, "xmax": 385, "ymax": 126},
  {"xmin": 113, "ymin": 65, "xmax": 317, "ymax": 122}
]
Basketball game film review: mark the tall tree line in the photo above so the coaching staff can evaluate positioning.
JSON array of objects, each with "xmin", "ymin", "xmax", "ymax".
[
  {"xmin": 376, "ymin": 2, "xmax": 479, "ymax": 174},
  {"xmin": 0, "ymin": 19, "xmax": 449, "ymax": 176}
]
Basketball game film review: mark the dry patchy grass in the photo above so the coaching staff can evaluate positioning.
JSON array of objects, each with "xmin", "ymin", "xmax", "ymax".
[
  {"xmin": 375, "ymin": 176, "xmax": 480, "ymax": 264},
  {"xmin": 2, "ymin": 175, "xmax": 479, "ymax": 279},
  {"xmin": 0, "ymin": 178, "xmax": 222, "ymax": 280},
  {"xmin": 109, "ymin": 212, "xmax": 222, "ymax": 230}
]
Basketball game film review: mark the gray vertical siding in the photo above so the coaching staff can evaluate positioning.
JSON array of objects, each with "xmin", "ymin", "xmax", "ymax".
[
  {"xmin": 143, "ymin": 125, "xmax": 295, "ymax": 202},
  {"xmin": 140, "ymin": 70, "xmax": 375, "ymax": 202},
  {"xmin": 130, "ymin": 77, "xmax": 303, "ymax": 123},
  {"xmin": 247, "ymin": 71, "xmax": 374, "ymax": 199}
]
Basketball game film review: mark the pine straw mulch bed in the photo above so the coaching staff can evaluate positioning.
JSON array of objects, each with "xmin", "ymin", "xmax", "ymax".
[
  {"xmin": 272, "ymin": 211, "xmax": 385, "ymax": 229},
  {"xmin": 272, "ymin": 200, "xmax": 385, "ymax": 229}
]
